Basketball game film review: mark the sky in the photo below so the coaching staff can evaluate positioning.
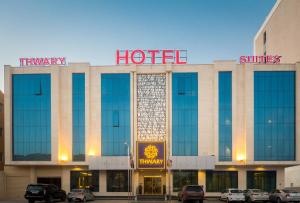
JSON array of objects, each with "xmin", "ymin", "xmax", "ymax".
[{"xmin": 0, "ymin": 0, "xmax": 276, "ymax": 92}]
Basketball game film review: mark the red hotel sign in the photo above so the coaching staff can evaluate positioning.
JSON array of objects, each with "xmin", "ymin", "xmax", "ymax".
[
  {"xmin": 116, "ymin": 49, "xmax": 187, "ymax": 65},
  {"xmin": 19, "ymin": 57, "xmax": 66, "ymax": 67}
]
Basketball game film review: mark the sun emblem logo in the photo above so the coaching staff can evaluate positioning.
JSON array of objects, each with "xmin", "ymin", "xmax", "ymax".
[{"xmin": 144, "ymin": 145, "xmax": 158, "ymax": 159}]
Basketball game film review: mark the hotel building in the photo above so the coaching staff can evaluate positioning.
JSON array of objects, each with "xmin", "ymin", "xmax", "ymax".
[{"xmin": 3, "ymin": 61, "xmax": 300, "ymax": 199}]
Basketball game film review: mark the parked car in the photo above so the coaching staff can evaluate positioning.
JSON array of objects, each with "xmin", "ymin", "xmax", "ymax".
[
  {"xmin": 67, "ymin": 189, "xmax": 95, "ymax": 202},
  {"xmin": 178, "ymin": 185, "xmax": 205, "ymax": 203},
  {"xmin": 24, "ymin": 184, "xmax": 66, "ymax": 203},
  {"xmin": 269, "ymin": 189, "xmax": 300, "ymax": 203},
  {"xmin": 220, "ymin": 188, "xmax": 245, "ymax": 202},
  {"xmin": 244, "ymin": 189, "xmax": 269, "ymax": 202}
]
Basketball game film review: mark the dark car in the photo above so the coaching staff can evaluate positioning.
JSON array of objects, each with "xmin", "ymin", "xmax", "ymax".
[
  {"xmin": 178, "ymin": 185, "xmax": 205, "ymax": 203},
  {"xmin": 24, "ymin": 184, "xmax": 66, "ymax": 203}
]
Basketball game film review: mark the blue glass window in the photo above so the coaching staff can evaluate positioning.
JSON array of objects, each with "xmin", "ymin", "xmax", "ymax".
[
  {"xmin": 172, "ymin": 73, "xmax": 198, "ymax": 156},
  {"xmin": 72, "ymin": 73, "xmax": 85, "ymax": 161},
  {"xmin": 101, "ymin": 74, "xmax": 130, "ymax": 156},
  {"xmin": 12, "ymin": 74, "xmax": 51, "ymax": 161},
  {"xmin": 254, "ymin": 71, "xmax": 295, "ymax": 161},
  {"xmin": 219, "ymin": 72, "xmax": 232, "ymax": 161}
]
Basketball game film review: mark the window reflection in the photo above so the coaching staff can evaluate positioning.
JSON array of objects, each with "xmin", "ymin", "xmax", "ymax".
[
  {"xmin": 247, "ymin": 171, "xmax": 276, "ymax": 192},
  {"xmin": 219, "ymin": 72, "xmax": 232, "ymax": 161},
  {"xmin": 173, "ymin": 171, "xmax": 198, "ymax": 192},
  {"xmin": 172, "ymin": 73, "xmax": 198, "ymax": 156},
  {"xmin": 206, "ymin": 171, "xmax": 238, "ymax": 192},
  {"xmin": 72, "ymin": 73, "xmax": 85, "ymax": 161},
  {"xmin": 12, "ymin": 74, "xmax": 51, "ymax": 161},
  {"xmin": 254, "ymin": 71, "xmax": 295, "ymax": 161},
  {"xmin": 70, "ymin": 170, "xmax": 99, "ymax": 192},
  {"xmin": 107, "ymin": 170, "xmax": 130, "ymax": 192},
  {"xmin": 101, "ymin": 74, "xmax": 130, "ymax": 156}
]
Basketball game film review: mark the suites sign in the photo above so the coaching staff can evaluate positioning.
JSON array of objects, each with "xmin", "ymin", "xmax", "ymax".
[
  {"xmin": 137, "ymin": 142, "xmax": 165, "ymax": 169},
  {"xmin": 240, "ymin": 55, "xmax": 281, "ymax": 64}
]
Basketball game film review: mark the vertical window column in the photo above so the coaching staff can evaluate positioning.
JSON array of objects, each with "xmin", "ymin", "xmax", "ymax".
[
  {"xmin": 72, "ymin": 73, "xmax": 85, "ymax": 161},
  {"xmin": 172, "ymin": 73, "xmax": 198, "ymax": 156},
  {"xmin": 101, "ymin": 74, "xmax": 130, "ymax": 156},
  {"xmin": 12, "ymin": 74, "xmax": 51, "ymax": 161},
  {"xmin": 218, "ymin": 72, "xmax": 232, "ymax": 161},
  {"xmin": 254, "ymin": 71, "xmax": 295, "ymax": 161}
]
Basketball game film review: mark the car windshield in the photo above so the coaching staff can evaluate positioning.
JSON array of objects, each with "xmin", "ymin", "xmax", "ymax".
[
  {"xmin": 283, "ymin": 190, "xmax": 298, "ymax": 193},
  {"xmin": 71, "ymin": 189, "xmax": 85, "ymax": 193},
  {"xmin": 28, "ymin": 185, "xmax": 44, "ymax": 191},
  {"xmin": 231, "ymin": 190, "xmax": 243, "ymax": 193},
  {"xmin": 186, "ymin": 186, "xmax": 203, "ymax": 192}
]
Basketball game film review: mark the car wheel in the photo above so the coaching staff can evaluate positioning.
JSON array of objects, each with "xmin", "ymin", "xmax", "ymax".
[
  {"xmin": 199, "ymin": 199, "xmax": 203, "ymax": 203},
  {"xmin": 67, "ymin": 199, "xmax": 72, "ymax": 202},
  {"xmin": 47, "ymin": 195, "xmax": 54, "ymax": 203},
  {"xmin": 178, "ymin": 197, "xmax": 181, "ymax": 201},
  {"xmin": 61, "ymin": 194, "xmax": 66, "ymax": 202},
  {"xmin": 227, "ymin": 198, "xmax": 231, "ymax": 203},
  {"xmin": 82, "ymin": 197, "xmax": 86, "ymax": 202},
  {"xmin": 276, "ymin": 198, "xmax": 281, "ymax": 203},
  {"xmin": 28, "ymin": 200, "xmax": 35, "ymax": 203}
]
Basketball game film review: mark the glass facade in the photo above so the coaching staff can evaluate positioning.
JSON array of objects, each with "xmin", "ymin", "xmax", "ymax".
[
  {"xmin": 172, "ymin": 73, "xmax": 198, "ymax": 156},
  {"xmin": 254, "ymin": 71, "xmax": 295, "ymax": 161},
  {"xmin": 206, "ymin": 171, "xmax": 238, "ymax": 192},
  {"xmin": 218, "ymin": 72, "xmax": 232, "ymax": 161},
  {"xmin": 70, "ymin": 170, "xmax": 99, "ymax": 192},
  {"xmin": 107, "ymin": 170, "xmax": 130, "ymax": 192},
  {"xmin": 173, "ymin": 171, "xmax": 198, "ymax": 192},
  {"xmin": 101, "ymin": 74, "xmax": 130, "ymax": 156},
  {"xmin": 12, "ymin": 74, "xmax": 51, "ymax": 161},
  {"xmin": 72, "ymin": 73, "xmax": 85, "ymax": 161},
  {"xmin": 247, "ymin": 171, "xmax": 276, "ymax": 192}
]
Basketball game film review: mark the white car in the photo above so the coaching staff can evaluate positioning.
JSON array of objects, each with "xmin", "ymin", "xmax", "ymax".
[
  {"xmin": 244, "ymin": 189, "xmax": 269, "ymax": 202},
  {"xmin": 220, "ymin": 188, "xmax": 245, "ymax": 202},
  {"xmin": 67, "ymin": 189, "xmax": 95, "ymax": 202}
]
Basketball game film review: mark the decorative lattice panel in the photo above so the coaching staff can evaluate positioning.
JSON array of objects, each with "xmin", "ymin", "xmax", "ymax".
[{"xmin": 137, "ymin": 74, "xmax": 166, "ymax": 141}]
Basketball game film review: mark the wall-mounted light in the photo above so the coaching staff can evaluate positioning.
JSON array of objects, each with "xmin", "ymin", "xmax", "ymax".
[
  {"xmin": 237, "ymin": 154, "xmax": 245, "ymax": 162},
  {"xmin": 88, "ymin": 150, "xmax": 95, "ymax": 156},
  {"xmin": 60, "ymin": 154, "xmax": 68, "ymax": 162}
]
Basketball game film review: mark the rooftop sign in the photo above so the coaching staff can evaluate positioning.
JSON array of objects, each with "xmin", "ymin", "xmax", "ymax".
[
  {"xmin": 240, "ymin": 55, "xmax": 281, "ymax": 64},
  {"xmin": 19, "ymin": 57, "xmax": 66, "ymax": 67},
  {"xmin": 116, "ymin": 49, "xmax": 187, "ymax": 65}
]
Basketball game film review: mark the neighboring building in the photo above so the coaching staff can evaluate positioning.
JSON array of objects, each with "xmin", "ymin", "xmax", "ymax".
[
  {"xmin": 285, "ymin": 166, "xmax": 300, "ymax": 189},
  {"xmin": 3, "ymin": 61, "xmax": 300, "ymax": 199},
  {"xmin": 0, "ymin": 91, "xmax": 4, "ymax": 170},
  {"xmin": 254, "ymin": 0, "xmax": 300, "ymax": 63}
]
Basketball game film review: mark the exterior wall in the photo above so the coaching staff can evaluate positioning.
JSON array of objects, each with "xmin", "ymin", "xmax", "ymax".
[
  {"xmin": 0, "ymin": 91, "xmax": 4, "ymax": 170},
  {"xmin": 285, "ymin": 165, "xmax": 300, "ymax": 188},
  {"xmin": 254, "ymin": 0, "xmax": 300, "ymax": 63},
  {"xmin": 3, "ymin": 62, "xmax": 300, "ymax": 199}
]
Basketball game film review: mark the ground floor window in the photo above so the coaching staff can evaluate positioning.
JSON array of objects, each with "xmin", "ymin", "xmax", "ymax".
[
  {"xmin": 206, "ymin": 171, "xmax": 238, "ymax": 192},
  {"xmin": 70, "ymin": 170, "xmax": 99, "ymax": 192},
  {"xmin": 37, "ymin": 177, "xmax": 61, "ymax": 189},
  {"xmin": 107, "ymin": 170, "xmax": 131, "ymax": 192},
  {"xmin": 247, "ymin": 171, "xmax": 276, "ymax": 192},
  {"xmin": 173, "ymin": 170, "xmax": 198, "ymax": 192}
]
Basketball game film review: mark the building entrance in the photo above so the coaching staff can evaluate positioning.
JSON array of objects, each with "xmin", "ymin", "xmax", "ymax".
[{"xmin": 144, "ymin": 176, "xmax": 162, "ymax": 195}]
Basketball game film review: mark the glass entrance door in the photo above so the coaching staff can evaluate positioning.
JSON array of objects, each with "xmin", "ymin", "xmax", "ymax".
[{"xmin": 144, "ymin": 176, "xmax": 162, "ymax": 195}]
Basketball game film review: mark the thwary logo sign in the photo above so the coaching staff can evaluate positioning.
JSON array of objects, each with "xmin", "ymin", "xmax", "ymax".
[{"xmin": 137, "ymin": 142, "xmax": 165, "ymax": 169}]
